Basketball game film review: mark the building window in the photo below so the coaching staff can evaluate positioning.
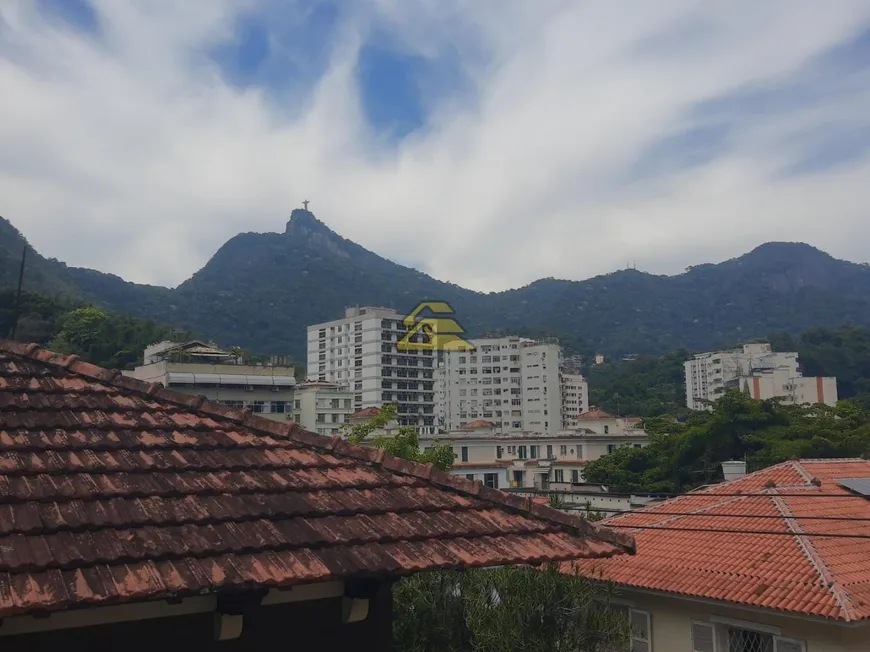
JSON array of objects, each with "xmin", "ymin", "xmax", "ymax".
[
  {"xmin": 607, "ymin": 444, "xmax": 617, "ymax": 454},
  {"xmin": 530, "ymin": 445, "xmax": 539, "ymax": 459},
  {"xmin": 554, "ymin": 469, "xmax": 564, "ymax": 482},
  {"xmin": 465, "ymin": 473, "xmax": 475, "ymax": 481},
  {"xmin": 316, "ymin": 413, "xmax": 326, "ymax": 423},
  {"xmin": 546, "ymin": 444, "xmax": 553, "ymax": 458},
  {"xmin": 271, "ymin": 401, "xmax": 287, "ymax": 413},
  {"xmin": 293, "ymin": 400, "xmax": 301, "ymax": 409},
  {"xmin": 496, "ymin": 446, "xmax": 503, "ymax": 459},
  {"xmin": 571, "ymin": 469, "xmax": 579, "ymax": 483},
  {"xmin": 483, "ymin": 473, "xmax": 498, "ymax": 488},
  {"xmin": 560, "ymin": 445, "xmax": 567, "ymax": 456},
  {"xmin": 249, "ymin": 401, "xmax": 265, "ymax": 413},
  {"xmin": 604, "ymin": 425, "xmax": 610, "ymax": 434},
  {"xmin": 461, "ymin": 447, "xmax": 469, "ymax": 462},
  {"xmin": 517, "ymin": 446, "xmax": 527, "ymax": 460}
]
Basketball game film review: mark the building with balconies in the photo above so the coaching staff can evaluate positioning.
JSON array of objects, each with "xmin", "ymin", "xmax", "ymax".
[
  {"xmin": 306, "ymin": 307, "xmax": 436, "ymax": 431},
  {"xmin": 124, "ymin": 340, "xmax": 297, "ymax": 419}
]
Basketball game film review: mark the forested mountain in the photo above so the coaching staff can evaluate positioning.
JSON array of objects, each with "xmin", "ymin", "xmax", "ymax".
[{"xmin": 3, "ymin": 209, "xmax": 870, "ymax": 358}]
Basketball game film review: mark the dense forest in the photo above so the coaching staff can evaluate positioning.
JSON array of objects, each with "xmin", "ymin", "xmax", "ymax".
[{"xmin": 583, "ymin": 390, "xmax": 870, "ymax": 492}]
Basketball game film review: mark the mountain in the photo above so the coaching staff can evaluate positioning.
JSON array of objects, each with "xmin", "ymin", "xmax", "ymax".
[{"xmin": 3, "ymin": 210, "xmax": 870, "ymax": 359}]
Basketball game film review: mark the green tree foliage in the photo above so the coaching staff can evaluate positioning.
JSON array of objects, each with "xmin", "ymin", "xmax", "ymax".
[
  {"xmin": 393, "ymin": 566, "xmax": 629, "ymax": 652},
  {"xmin": 586, "ymin": 350, "xmax": 692, "ymax": 417},
  {"xmin": 0, "ymin": 290, "xmax": 180, "ymax": 370},
  {"xmin": 342, "ymin": 403, "xmax": 455, "ymax": 470},
  {"xmin": 583, "ymin": 390, "xmax": 870, "ymax": 492}
]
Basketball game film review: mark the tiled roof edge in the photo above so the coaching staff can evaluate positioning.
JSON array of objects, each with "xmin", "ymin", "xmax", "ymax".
[{"xmin": 0, "ymin": 341, "xmax": 635, "ymax": 555}]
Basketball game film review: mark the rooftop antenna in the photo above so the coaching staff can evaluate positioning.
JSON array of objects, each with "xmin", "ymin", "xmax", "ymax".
[{"xmin": 8, "ymin": 244, "xmax": 27, "ymax": 340}]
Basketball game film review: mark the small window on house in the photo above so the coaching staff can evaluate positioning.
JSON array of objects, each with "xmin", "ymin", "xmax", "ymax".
[
  {"xmin": 571, "ymin": 469, "xmax": 579, "ymax": 483},
  {"xmin": 604, "ymin": 425, "xmax": 609, "ymax": 434},
  {"xmin": 554, "ymin": 469, "xmax": 564, "ymax": 482},
  {"xmin": 465, "ymin": 473, "xmax": 475, "ymax": 481},
  {"xmin": 496, "ymin": 446, "xmax": 503, "ymax": 459},
  {"xmin": 483, "ymin": 473, "xmax": 498, "ymax": 488},
  {"xmin": 461, "ymin": 446, "xmax": 469, "ymax": 462}
]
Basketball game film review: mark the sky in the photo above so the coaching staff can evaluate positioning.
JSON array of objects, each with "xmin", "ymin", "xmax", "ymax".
[{"xmin": 2, "ymin": 0, "xmax": 870, "ymax": 292}]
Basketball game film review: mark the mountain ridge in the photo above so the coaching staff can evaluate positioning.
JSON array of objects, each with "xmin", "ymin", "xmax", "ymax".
[{"xmin": 3, "ymin": 210, "xmax": 870, "ymax": 358}]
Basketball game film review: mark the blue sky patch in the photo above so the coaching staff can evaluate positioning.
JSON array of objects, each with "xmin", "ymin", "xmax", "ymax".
[{"xmin": 36, "ymin": 0, "xmax": 99, "ymax": 35}]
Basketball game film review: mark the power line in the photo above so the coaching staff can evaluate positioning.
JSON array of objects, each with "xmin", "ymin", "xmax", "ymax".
[
  {"xmin": 546, "ymin": 490, "xmax": 870, "ymax": 498},
  {"xmin": 565, "ymin": 506, "xmax": 870, "ymax": 521},
  {"xmin": 602, "ymin": 523, "xmax": 870, "ymax": 539}
]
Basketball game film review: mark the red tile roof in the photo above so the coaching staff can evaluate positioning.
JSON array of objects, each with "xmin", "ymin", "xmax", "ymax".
[
  {"xmin": 462, "ymin": 419, "xmax": 496, "ymax": 429},
  {"xmin": 577, "ymin": 408, "xmax": 616, "ymax": 420},
  {"xmin": 0, "ymin": 341, "xmax": 634, "ymax": 617},
  {"xmin": 568, "ymin": 459, "xmax": 870, "ymax": 622},
  {"xmin": 350, "ymin": 407, "xmax": 381, "ymax": 418}
]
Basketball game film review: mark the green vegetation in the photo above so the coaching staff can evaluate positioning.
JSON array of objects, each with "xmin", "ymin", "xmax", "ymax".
[
  {"xmin": 394, "ymin": 566, "xmax": 629, "ymax": 652},
  {"xmin": 0, "ymin": 290, "xmax": 178, "ymax": 370},
  {"xmin": 6, "ymin": 212, "xmax": 870, "ymax": 359},
  {"xmin": 583, "ymin": 390, "xmax": 870, "ymax": 493},
  {"xmin": 587, "ymin": 325, "xmax": 870, "ymax": 418},
  {"xmin": 342, "ymin": 403, "xmax": 455, "ymax": 470}
]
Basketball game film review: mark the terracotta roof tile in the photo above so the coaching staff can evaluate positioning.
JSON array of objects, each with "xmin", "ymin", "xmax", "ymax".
[
  {"xmin": 577, "ymin": 408, "xmax": 616, "ymax": 420},
  {"xmin": 0, "ymin": 341, "xmax": 633, "ymax": 617},
  {"xmin": 462, "ymin": 420, "xmax": 497, "ymax": 429},
  {"xmin": 568, "ymin": 459, "xmax": 870, "ymax": 622}
]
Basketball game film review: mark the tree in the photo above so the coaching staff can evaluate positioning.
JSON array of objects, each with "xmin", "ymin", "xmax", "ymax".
[
  {"xmin": 393, "ymin": 565, "xmax": 629, "ymax": 652},
  {"xmin": 583, "ymin": 389, "xmax": 870, "ymax": 492},
  {"xmin": 342, "ymin": 403, "xmax": 454, "ymax": 470},
  {"xmin": 344, "ymin": 407, "xmax": 633, "ymax": 651}
]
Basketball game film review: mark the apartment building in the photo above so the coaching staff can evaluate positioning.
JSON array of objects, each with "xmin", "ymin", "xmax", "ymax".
[
  {"xmin": 436, "ymin": 336, "xmax": 588, "ymax": 437},
  {"xmin": 291, "ymin": 380, "xmax": 354, "ymax": 435},
  {"xmin": 125, "ymin": 340, "xmax": 296, "ymax": 418},
  {"xmin": 419, "ymin": 420, "xmax": 589, "ymax": 490},
  {"xmin": 685, "ymin": 342, "xmax": 837, "ymax": 409},
  {"xmin": 561, "ymin": 372, "xmax": 590, "ymax": 426},
  {"xmin": 306, "ymin": 307, "xmax": 436, "ymax": 430}
]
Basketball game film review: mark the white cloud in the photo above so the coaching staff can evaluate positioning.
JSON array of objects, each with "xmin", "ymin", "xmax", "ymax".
[{"xmin": 1, "ymin": 0, "xmax": 870, "ymax": 291}]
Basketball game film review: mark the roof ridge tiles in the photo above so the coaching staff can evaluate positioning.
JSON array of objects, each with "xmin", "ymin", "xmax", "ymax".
[
  {"xmin": 0, "ymin": 340, "xmax": 634, "ymax": 555},
  {"xmin": 770, "ymin": 494, "xmax": 857, "ymax": 622}
]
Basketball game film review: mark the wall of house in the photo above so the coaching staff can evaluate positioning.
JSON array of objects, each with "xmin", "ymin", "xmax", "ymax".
[
  {"xmin": 0, "ymin": 588, "xmax": 393, "ymax": 652},
  {"xmin": 617, "ymin": 590, "xmax": 867, "ymax": 651}
]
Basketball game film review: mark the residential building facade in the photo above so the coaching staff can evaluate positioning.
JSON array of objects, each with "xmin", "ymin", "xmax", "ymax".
[
  {"xmin": 684, "ymin": 342, "xmax": 837, "ymax": 410},
  {"xmin": 419, "ymin": 420, "xmax": 590, "ymax": 490},
  {"xmin": 125, "ymin": 340, "xmax": 296, "ymax": 419},
  {"xmin": 306, "ymin": 307, "xmax": 436, "ymax": 430},
  {"xmin": 559, "ymin": 408, "xmax": 650, "ymax": 462},
  {"xmin": 436, "ymin": 336, "xmax": 587, "ymax": 437},
  {"xmin": 291, "ymin": 380, "xmax": 355, "ymax": 435},
  {"xmin": 569, "ymin": 459, "xmax": 870, "ymax": 652}
]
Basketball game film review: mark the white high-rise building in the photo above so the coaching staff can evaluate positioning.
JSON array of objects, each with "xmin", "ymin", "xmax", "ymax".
[
  {"xmin": 306, "ymin": 307, "xmax": 437, "ymax": 430},
  {"xmin": 684, "ymin": 342, "xmax": 836, "ymax": 410},
  {"xmin": 436, "ymin": 336, "xmax": 588, "ymax": 437},
  {"xmin": 561, "ymin": 373, "xmax": 590, "ymax": 427}
]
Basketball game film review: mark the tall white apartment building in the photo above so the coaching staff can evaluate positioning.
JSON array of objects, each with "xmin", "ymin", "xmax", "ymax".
[
  {"xmin": 561, "ymin": 373, "xmax": 590, "ymax": 426},
  {"xmin": 306, "ymin": 307, "xmax": 436, "ymax": 430},
  {"xmin": 684, "ymin": 342, "xmax": 836, "ymax": 409},
  {"xmin": 436, "ymin": 336, "xmax": 588, "ymax": 437}
]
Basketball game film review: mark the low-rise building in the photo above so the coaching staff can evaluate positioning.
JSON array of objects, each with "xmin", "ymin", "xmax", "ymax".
[
  {"xmin": 507, "ymin": 484, "xmax": 659, "ymax": 516},
  {"xmin": 124, "ymin": 340, "xmax": 296, "ymax": 419},
  {"xmin": 569, "ymin": 458, "xmax": 870, "ymax": 651},
  {"xmin": 559, "ymin": 408, "xmax": 650, "ymax": 462},
  {"xmin": 419, "ymin": 420, "xmax": 590, "ymax": 490},
  {"xmin": 291, "ymin": 380, "xmax": 355, "ymax": 435}
]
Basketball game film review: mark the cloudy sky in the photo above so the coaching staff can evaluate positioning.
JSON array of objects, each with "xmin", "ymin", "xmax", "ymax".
[{"xmin": 2, "ymin": 0, "xmax": 870, "ymax": 291}]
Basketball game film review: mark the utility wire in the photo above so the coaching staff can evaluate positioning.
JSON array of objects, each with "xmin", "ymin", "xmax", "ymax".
[
  {"xmin": 543, "ymin": 490, "xmax": 869, "ymax": 498},
  {"xmin": 564, "ymin": 506, "xmax": 870, "ymax": 521},
  {"xmin": 601, "ymin": 523, "xmax": 870, "ymax": 539}
]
